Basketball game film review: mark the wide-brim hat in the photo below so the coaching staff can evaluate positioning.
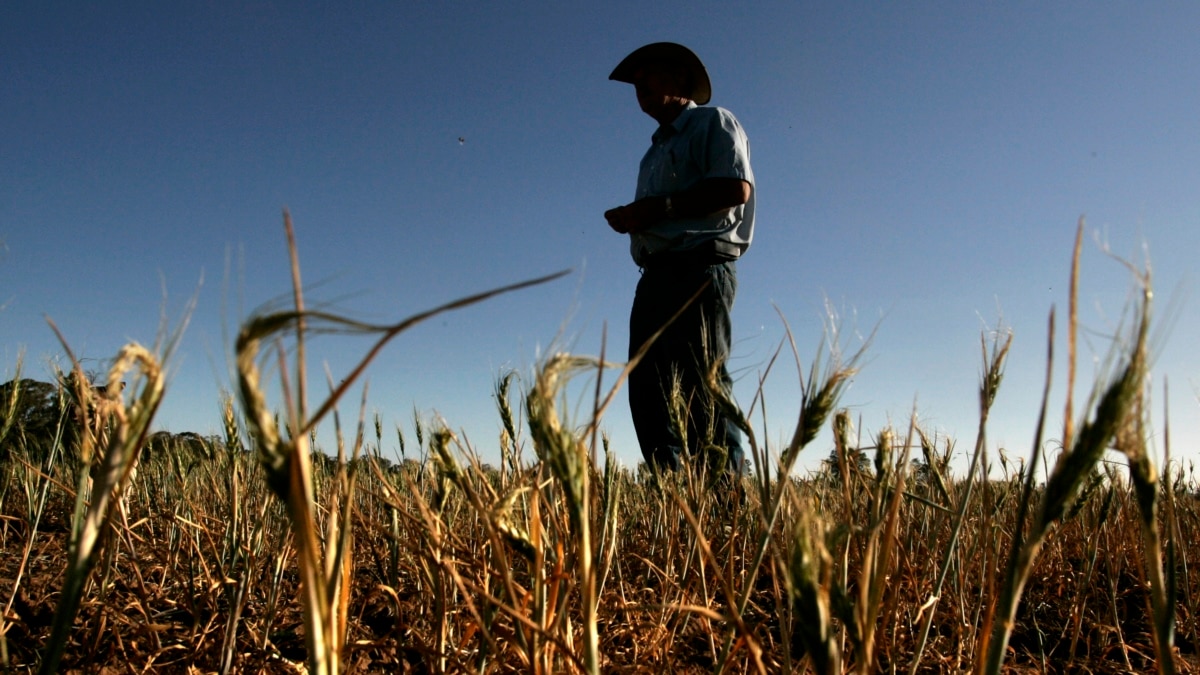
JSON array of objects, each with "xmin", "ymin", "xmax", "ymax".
[{"xmin": 609, "ymin": 42, "xmax": 712, "ymax": 105}]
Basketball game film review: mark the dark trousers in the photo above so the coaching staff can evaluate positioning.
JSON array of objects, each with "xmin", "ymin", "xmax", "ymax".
[{"xmin": 628, "ymin": 259, "xmax": 745, "ymax": 474}]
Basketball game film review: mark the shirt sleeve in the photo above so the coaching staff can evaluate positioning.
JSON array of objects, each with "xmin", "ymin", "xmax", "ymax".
[{"xmin": 696, "ymin": 108, "xmax": 754, "ymax": 185}]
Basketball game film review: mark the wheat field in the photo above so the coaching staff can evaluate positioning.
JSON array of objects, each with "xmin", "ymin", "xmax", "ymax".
[{"xmin": 1, "ymin": 219, "xmax": 1197, "ymax": 674}]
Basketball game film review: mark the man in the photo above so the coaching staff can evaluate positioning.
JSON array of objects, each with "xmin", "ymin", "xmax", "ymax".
[{"xmin": 604, "ymin": 42, "xmax": 754, "ymax": 476}]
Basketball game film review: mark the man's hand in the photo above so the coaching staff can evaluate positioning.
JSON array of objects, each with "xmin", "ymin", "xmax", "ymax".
[
  {"xmin": 604, "ymin": 196, "xmax": 667, "ymax": 235},
  {"xmin": 605, "ymin": 179, "xmax": 750, "ymax": 235}
]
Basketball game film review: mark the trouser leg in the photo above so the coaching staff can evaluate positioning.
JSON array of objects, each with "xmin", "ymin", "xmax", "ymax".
[
  {"xmin": 628, "ymin": 261, "xmax": 744, "ymax": 474},
  {"xmin": 628, "ymin": 267, "xmax": 683, "ymax": 472}
]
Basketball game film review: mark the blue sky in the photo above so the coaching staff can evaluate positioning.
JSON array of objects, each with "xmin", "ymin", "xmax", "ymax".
[{"xmin": 3, "ymin": 2, "xmax": 1198, "ymax": 474}]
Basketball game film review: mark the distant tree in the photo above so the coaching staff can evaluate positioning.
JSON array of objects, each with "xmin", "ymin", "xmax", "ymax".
[
  {"xmin": 400, "ymin": 457, "xmax": 424, "ymax": 478},
  {"xmin": 0, "ymin": 378, "xmax": 69, "ymax": 462},
  {"xmin": 145, "ymin": 430, "xmax": 214, "ymax": 465},
  {"xmin": 311, "ymin": 451, "xmax": 337, "ymax": 473},
  {"xmin": 822, "ymin": 444, "xmax": 872, "ymax": 484},
  {"xmin": 370, "ymin": 454, "xmax": 395, "ymax": 473},
  {"xmin": 1, "ymin": 377, "xmax": 216, "ymax": 472},
  {"xmin": 909, "ymin": 457, "xmax": 934, "ymax": 486}
]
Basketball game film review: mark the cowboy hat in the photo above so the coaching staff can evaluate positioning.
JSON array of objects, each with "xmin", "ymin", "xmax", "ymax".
[{"xmin": 609, "ymin": 42, "xmax": 712, "ymax": 105}]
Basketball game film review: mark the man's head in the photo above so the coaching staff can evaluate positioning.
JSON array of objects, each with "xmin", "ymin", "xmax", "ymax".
[{"xmin": 610, "ymin": 42, "xmax": 711, "ymax": 123}]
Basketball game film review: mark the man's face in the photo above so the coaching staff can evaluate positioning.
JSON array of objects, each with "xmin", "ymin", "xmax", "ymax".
[{"xmin": 633, "ymin": 64, "xmax": 689, "ymax": 121}]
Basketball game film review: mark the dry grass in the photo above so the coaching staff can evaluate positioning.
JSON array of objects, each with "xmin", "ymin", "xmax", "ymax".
[
  {"xmin": 0, "ymin": 215, "xmax": 1197, "ymax": 673},
  {"xmin": 2, "ymin": 422, "xmax": 1197, "ymax": 673},
  {"xmin": 2, "ymin": 412, "xmax": 1199, "ymax": 672}
]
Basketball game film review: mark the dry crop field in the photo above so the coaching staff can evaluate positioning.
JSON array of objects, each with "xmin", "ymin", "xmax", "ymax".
[{"xmin": 1, "ymin": 222, "xmax": 1197, "ymax": 673}]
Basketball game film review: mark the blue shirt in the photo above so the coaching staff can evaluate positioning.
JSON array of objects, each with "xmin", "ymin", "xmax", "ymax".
[{"xmin": 630, "ymin": 102, "xmax": 755, "ymax": 265}]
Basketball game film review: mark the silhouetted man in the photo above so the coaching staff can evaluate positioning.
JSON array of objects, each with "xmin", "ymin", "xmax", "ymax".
[{"xmin": 604, "ymin": 42, "xmax": 754, "ymax": 476}]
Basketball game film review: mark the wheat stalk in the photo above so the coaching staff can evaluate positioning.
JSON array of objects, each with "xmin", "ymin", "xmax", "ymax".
[
  {"xmin": 982, "ymin": 267, "xmax": 1151, "ymax": 675},
  {"xmin": 525, "ymin": 352, "xmax": 602, "ymax": 674},
  {"xmin": 235, "ymin": 211, "xmax": 566, "ymax": 674},
  {"xmin": 39, "ymin": 341, "xmax": 167, "ymax": 675}
]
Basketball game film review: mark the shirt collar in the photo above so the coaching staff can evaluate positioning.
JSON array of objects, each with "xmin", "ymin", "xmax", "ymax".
[{"xmin": 652, "ymin": 101, "xmax": 699, "ymax": 143}]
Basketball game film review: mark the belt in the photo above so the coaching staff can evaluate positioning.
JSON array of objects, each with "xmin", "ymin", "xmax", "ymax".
[{"xmin": 641, "ymin": 240, "xmax": 742, "ymax": 269}]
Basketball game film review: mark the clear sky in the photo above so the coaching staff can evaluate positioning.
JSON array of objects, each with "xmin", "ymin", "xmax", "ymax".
[{"xmin": 3, "ymin": 2, "xmax": 1198, "ymax": 475}]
